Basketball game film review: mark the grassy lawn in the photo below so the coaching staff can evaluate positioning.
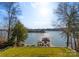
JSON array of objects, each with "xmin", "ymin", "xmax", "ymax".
[{"xmin": 0, "ymin": 47, "xmax": 78, "ymax": 57}]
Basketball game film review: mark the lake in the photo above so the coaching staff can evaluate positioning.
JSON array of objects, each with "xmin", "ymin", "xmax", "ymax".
[{"xmin": 25, "ymin": 31, "xmax": 67, "ymax": 47}]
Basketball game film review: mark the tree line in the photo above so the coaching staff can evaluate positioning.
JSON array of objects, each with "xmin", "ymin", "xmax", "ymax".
[
  {"xmin": 0, "ymin": 2, "xmax": 28, "ymax": 48},
  {"xmin": 56, "ymin": 2, "xmax": 79, "ymax": 51}
]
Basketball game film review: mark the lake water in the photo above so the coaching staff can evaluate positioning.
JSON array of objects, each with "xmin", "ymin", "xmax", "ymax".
[{"xmin": 25, "ymin": 31, "xmax": 67, "ymax": 47}]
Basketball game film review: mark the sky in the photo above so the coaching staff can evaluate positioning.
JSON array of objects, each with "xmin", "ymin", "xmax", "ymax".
[
  {"xmin": 19, "ymin": 2, "xmax": 59, "ymax": 29},
  {"xmin": 0, "ymin": 2, "xmax": 59, "ymax": 29}
]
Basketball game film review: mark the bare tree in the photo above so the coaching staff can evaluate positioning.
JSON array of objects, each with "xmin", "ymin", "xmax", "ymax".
[
  {"xmin": 1, "ymin": 2, "xmax": 21, "ymax": 42},
  {"xmin": 56, "ymin": 2, "xmax": 79, "ymax": 49}
]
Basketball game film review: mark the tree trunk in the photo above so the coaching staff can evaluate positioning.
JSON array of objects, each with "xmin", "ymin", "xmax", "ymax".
[
  {"xmin": 73, "ymin": 33, "xmax": 77, "ymax": 50},
  {"xmin": 77, "ymin": 34, "xmax": 79, "ymax": 51},
  {"xmin": 71, "ymin": 35, "xmax": 73, "ymax": 49},
  {"xmin": 7, "ymin": 8, "xmax": 11, "ymax": 42},
  {"xmin": 67, "ymin": 34, "xmax": 69, "ymax": 47}
]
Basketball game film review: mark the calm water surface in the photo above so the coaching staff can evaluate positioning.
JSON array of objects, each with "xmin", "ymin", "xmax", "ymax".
[{"xmin": 25, "ymin": 31, "xmax": 67, "ymax": 47}]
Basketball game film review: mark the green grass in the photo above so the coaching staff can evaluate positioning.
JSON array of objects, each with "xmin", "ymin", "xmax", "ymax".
[{"xmin": 0, "ymin": 47, "xmax": 78, "ymax": 57}]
